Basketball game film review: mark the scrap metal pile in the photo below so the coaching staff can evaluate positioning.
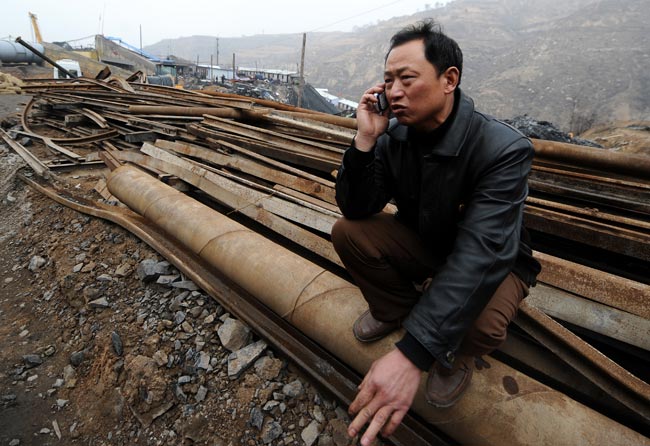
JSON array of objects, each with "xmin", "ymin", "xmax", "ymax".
[{"xmin": 2, "ymin": 76, "xmax": 649, "ymax": 444}]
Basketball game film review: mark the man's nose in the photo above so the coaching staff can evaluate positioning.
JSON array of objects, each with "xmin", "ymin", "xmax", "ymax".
[{"xmin": 389, "ymin": 86, "xmax": 404, "ymax": 100}]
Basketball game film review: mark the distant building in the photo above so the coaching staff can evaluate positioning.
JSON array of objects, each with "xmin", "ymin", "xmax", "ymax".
[
  {"xmin": 316, "ymin": 88, "xmax": 358, "ymax": 114},
  {"xmin": 238, "ymin": 67, "xmax": 299, "ymax": 84}
]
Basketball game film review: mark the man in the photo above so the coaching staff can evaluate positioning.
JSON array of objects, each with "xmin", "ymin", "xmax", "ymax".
[{"xmin": 331, "ymin": 20, "xmax": 541, "ymax": 445}]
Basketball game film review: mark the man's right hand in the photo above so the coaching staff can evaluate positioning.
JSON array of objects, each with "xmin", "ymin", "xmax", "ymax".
[{"xmin": 355, "ymin": 83, "xmax": 390, "ymax": 152}]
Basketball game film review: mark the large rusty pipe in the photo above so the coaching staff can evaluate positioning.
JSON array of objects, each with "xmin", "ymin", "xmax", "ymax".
[
  {"xmin": 106, "ymin": 165, "xmax": 647, "ymax": 446},
  {"xmin": 532, "ymin": 138, "xmax": 650, "ymax": 178}
]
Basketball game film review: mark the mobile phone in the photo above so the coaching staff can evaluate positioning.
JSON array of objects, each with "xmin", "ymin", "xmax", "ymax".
[{"xmin": 374, "ymin": 91, "xmax": 388, "ymax": 113}]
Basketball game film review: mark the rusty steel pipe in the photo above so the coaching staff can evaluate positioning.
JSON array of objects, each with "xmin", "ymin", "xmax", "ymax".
[
  {"xmin": 532, "ymin": 138, "xmax": 650, "ymax": 179},
  {"xmin": 128, "ymin": 105, "xmax": 244, "ymax": 118},
  {"xmin": 106, "ymin": 165, "xmax": 648, "ymax": 446}
]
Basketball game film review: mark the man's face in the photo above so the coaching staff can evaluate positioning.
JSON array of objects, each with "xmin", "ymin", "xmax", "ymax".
[{"xmin": 384, "ymin": 39, "xmax": 455, "ymax": 131}]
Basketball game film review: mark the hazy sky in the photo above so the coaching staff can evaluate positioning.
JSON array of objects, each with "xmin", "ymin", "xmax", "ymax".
[{"xmin": 2, "ymin": 0, "xmax": 450, "ymax": 47}]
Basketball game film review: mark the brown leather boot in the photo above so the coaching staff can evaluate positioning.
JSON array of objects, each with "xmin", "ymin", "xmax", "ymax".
[
  {"xmin": 352, "ymin": 310, "xmax": 400, "ymax": 342},
  {"xmin": 426, "ymin": 355, "xmax": 474, "ymax": 408}
]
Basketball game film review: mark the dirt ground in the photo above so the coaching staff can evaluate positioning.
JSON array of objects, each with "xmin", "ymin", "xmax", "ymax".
[{"xmin": 0, "ymin": 92, "xmax": 360, "ymax": 446}]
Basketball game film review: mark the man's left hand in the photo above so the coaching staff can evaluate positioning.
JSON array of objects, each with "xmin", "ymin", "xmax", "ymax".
[{"xmin": 348, "ymin": 348, "xmax": 422, "ymax": 445}]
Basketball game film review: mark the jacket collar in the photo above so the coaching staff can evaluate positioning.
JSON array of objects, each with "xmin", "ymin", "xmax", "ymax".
[{"xmin": 386, "ymin": 88, "xmax": 475, "ymax": 157}]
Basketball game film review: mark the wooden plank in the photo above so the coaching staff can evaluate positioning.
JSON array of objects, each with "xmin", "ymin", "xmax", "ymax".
[
  {"xmin": 201, "ymin": 115, "xmax": 344, "ymax": 159},
  {"xmin": 273, "ymin": 185, "xmax": 340, "ymax": 214},
  {"xmin": 187, "ymin": 124, "xmax": 339, "ymax": 173},
  {"xmin": 251, "ymin": 111, "xmax": 354, "ymax": 145},
  {"xmin": 140, "ymin": 143, "xmax": 338, "ymax": 234},
  {"xmin": 154, "ymin": 139, "xmax": 337, "ymax": 204}
]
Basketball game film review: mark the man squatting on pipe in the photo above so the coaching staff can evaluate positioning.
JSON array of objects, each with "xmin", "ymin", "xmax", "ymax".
[{"xmin": 331, "ymin": 20, "xmax": 542, "ymax": 445}]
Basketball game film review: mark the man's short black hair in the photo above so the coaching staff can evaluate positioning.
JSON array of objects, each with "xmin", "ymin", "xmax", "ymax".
[{"xmin": 388, "ymin": 19, "xmax": 463, "ymax": 85}]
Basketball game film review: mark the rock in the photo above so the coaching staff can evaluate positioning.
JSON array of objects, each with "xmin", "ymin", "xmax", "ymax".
[
  {"xmin": 56, "ymin": 399, "xmax": 68, "ymax": 408},
  {"xmin": 41, "ymin": 345, "xmax": 56, "ymax": 357},
  {"xmin": 9, "ymin": 439, "xmax": 20, "ymax": 446},
  {"xmin": 300, "ymin": 420, "xmax": 320, "ymax": 446},
  {"xmin": 195, "ymin": 385, "xmax": 208, "ymax": 402},
  {"xmin": 195, "ymin": 351, "xmax": 210, "ymax": 370},
  {"xmin": 178, "ymin": 375, "xmax": 191, "ymax": 385},
  {"xmin": 70, "ymin": 351, "xmax": 85, "ymax": 367},
  {"xmin": 312, "ymin": 405, "xmax": 325, "ymax": 423},
  {"xmin": 111, "ymin": 331, "xmax": 123, "ymax": 356},
  {"xmin": 174, "ymin": 384, "xmax": 187, "ymax": 402},
  {"xmin": 82, "ymin": 286, "xmax": 101, "ymax": 301},
  {"xmin": 22, "ymin": 354, "xmax": 42, "ymax": 369},
  {"xmin": 81, "ymin": 261, "xmax": 96, "ymax": 273},
  {"xmin": 96, "ymin": 273, "xmax": 112, "ymax": 282},
  {"xmin": 52, "ymin": 420, "xmax": 62, "ymax": 440},
  {"xmin": 329, "ymin": 419, "xmax": 350, "ymax": 446},
  {"xmin": 153, "ymin": 350, "xmax": 168, "ymax": 367},
  {"xmin": 156, "ymin": 274, "xmax": 180, "ymax": 285},
  {"xmin": 282, "ymin": 379, "xmax": 305, "ymax": 399},
  {"xmin": 249, "ymin": 406, "xmax": 264, "ymax": 430},
  {"xmin": 63, "ymin": 365, "xmax": 76, "ymax": 387},
  {"xmin": 28, "ymin": 255, "xmax": 46, "ymax": 271},
  {"xmin": 217, "ymin": 318, "xmax": 251, "ymax": 352},
  {"xmin": 169, "ymin": 292, "xmax": 188, "ymax": 311},
  {"xmin": 227, "ymin": 340, "xmax": 267, "ymax": 379},
  {"xmin": 136, "ymin": 259, "xmax": 171, "ymax": 283},
  {"xmin": 174, "ymin": 311, "xmax": 186, "ymax": 325},
  {"xmin": 263, "ymin": 400, "xmax": 280, "ymax": 411},
  {"xmin": 75, "ymin": 253, "xmax": 87, "ymax": 263},
  {"xmin": 181, "ymin": 321, "xmax": 194, "ymax": 333},
  {"xmin": 172, "ymin": 280, "xmax": 199, "ymax": 291},
  {"xmin": 72, "ymin": 263, "xmax": 83, "ymax": 273},
  {"xmin": 88, "ymin": 297, "xmax": 109, "ymax": 309},
  {"xmin": 53, "ymin": 378, "xmax": 64, "ymax": 388},
  {"xmin": 260, "ymin": 420, "xmax": 283, "ymax": 444},
  {"xmin": 254, "ymin": 356, "xmax": 283, "ymax": 381},
  {"xmin": 114, "ymin": 263, "xmax": 131, "ymax": 277},
  {"xmin": 122, "ymin": 355, "xmax": 170, "ymax": 414}
]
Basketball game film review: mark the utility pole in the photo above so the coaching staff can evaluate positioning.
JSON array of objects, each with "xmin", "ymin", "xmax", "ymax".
[
  {"xmin": 232, "ymin": 53, "xmax": 236, "ymax": 81},
  {"xmin": 210, "ymin": 54, "xmax": 213, "ymax": 83},
  {"xmin": 216, "ymin": 37, "xmax": 219, "ymax": 66},
  {"xmin": 139, "ymin": 24, "xmax": 142, "ymax": 56},
  {"xmin": 297, "ymin": 33, "xmax": 306, "ymax": 108}
]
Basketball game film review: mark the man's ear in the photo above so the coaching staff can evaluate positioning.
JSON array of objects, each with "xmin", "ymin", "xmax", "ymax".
[{"xmin": 442, "ymin": 67, "xmax": 459, "ymax": 93}]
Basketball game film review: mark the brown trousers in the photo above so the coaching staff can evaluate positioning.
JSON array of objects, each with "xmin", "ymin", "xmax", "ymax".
[{"xmin": 331, "ymin": 213, "xmax": 529, "ymax": 356}]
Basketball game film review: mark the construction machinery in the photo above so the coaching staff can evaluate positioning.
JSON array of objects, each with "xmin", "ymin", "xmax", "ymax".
[{"xmin": 28, "ymin": 12, "xmax": 43, "ymax": 44}]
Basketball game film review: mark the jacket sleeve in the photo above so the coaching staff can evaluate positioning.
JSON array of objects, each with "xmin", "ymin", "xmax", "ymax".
[
  {"xmin": 335, "ymin": 138, "xmax": 392, "ymax": 219},
  {"xmin": 402, "ymin": 137, "xmax": 534, "ymax": 368}
]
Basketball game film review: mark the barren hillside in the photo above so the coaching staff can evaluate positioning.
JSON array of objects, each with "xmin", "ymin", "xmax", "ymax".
[{"xmin": 145, "ymin": 0, "xmax": 650, "ymax": 132}]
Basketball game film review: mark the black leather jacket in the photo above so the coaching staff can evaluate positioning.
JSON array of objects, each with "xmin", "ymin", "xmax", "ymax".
[{"xmin": 336, "ymin": 89, "xmax": 541, "ymax": 368}]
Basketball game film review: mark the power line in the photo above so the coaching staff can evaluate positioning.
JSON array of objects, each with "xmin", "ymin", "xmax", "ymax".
[{"xmin": 307, "ymin": 0, "xmax": 405, "ymax": 33}]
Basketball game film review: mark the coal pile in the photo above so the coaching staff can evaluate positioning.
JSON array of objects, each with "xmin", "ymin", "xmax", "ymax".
[{"xmin": 505, "ymin": 115, "xmax": 602, "ymax": 148}]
